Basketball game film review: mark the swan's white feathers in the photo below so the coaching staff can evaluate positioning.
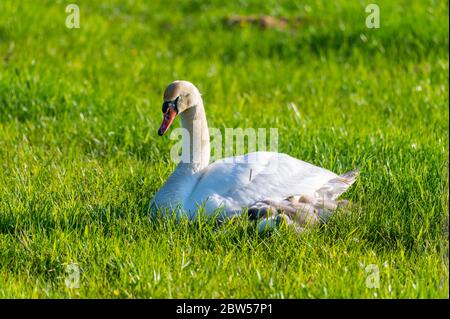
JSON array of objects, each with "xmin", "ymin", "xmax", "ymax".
[{"xmin": 184, "ymin": 151, "xmax": 337, "ymax": 216}]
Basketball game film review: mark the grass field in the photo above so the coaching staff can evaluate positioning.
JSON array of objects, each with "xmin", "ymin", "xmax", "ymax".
[{"xmin": 0, "ymin": 0, "xmax": 448, "ymax": 298}]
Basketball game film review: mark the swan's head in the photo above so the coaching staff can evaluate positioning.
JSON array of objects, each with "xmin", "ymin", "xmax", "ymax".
[{"xmin": 158, "ymin": 80, "xmax": 202, "ymax": 136}]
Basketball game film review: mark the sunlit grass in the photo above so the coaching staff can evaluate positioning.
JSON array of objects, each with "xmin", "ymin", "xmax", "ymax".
[{"xmin": 0, "ymin": 0, "xmax": 448, "ymax": 298}]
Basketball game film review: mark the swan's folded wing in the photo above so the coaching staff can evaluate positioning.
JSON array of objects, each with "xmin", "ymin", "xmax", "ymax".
[{"xmin": 186, "ymin": 152, "xmax": 337, "ymax": 213}]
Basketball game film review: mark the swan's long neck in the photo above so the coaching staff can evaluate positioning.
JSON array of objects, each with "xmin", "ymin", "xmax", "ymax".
[
  {"xmin": 180, "ymin": 100, "xmax": 210, "ymax": 173},
  {"xmin": 151, "ymin": 91, "xmax": 211, "ymax": 212}
]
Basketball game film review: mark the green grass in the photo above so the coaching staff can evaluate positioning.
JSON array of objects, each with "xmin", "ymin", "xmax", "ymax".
[{"xmin": 0, "ymin": 0, "xmax": 448, "ymax": 298}]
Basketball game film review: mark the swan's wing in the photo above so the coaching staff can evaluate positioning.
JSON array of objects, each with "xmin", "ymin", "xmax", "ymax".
[{"xmin": 186, "ymin": 151, "xmax": 337, "ymax": 213}]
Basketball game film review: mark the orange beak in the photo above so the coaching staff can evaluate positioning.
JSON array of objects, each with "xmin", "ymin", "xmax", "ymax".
[{"xmin": 158, "ymin": 108, "xmax": 177, "ymax": 136}]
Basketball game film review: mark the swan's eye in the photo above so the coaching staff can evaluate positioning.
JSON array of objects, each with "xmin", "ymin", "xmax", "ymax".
[
  {"xmin": 162, "ymin": 101, "xmax": 174, "ymax": 113},
  {"xmin": 162, "ymin": 96, "xmax": 179, "ymax": 114}
]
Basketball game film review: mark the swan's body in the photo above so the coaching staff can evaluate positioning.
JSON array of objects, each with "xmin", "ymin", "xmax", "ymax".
[
  {"xmin": 154, "ymin": 151, "xmax": 339, "ymax": 217},
  {"xmin": 152, "ymin": 81, "xmax": 357, "ymax": 230}
]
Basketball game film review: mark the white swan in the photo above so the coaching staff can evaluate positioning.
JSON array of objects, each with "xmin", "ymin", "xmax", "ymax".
[{"xmin": 151, "ymin": 80, "xmax": 357, "ymax": 231}]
